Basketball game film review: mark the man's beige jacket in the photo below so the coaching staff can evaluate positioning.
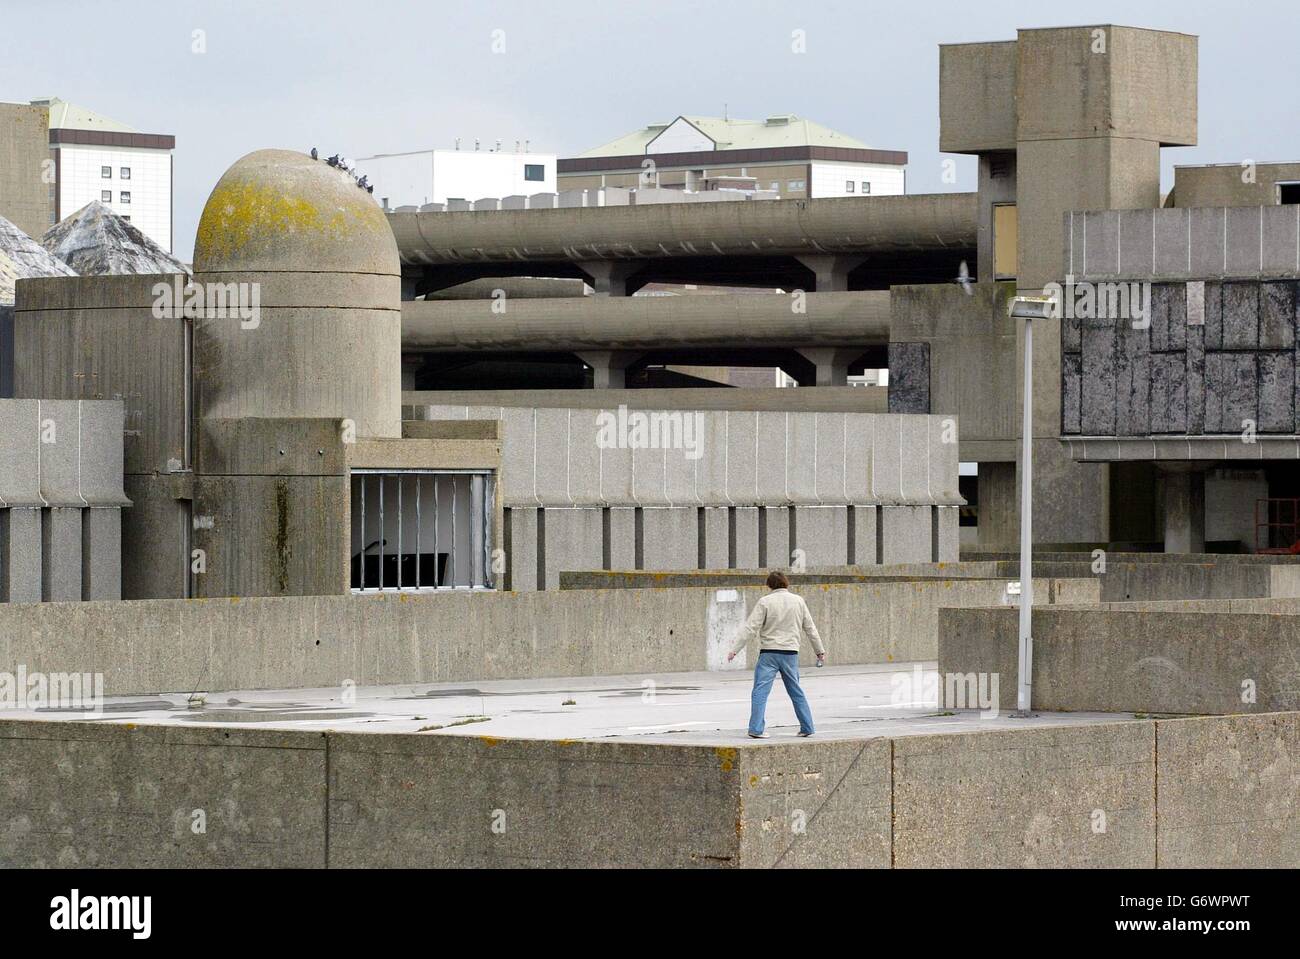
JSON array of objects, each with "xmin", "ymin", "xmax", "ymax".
[{"xmin": 730, "ymin": 588, "xmax": 826, "ymax": 656}]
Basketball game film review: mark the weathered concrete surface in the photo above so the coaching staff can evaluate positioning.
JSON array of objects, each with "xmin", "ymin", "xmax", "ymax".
[
  {"xmin": 4, "ymin": 703, "xmax": 1291, "ymax": 868},
  {"xmin": 893, "ymin": 721, "xmax": 1156, "ymax": 868},
  {"xmin": 0, "ymin": 577, "xmax": 1096, "ymax": 697},
  {"xmin": 1156, "ymin": 712, "xmax": 1300, "ymax": 868},
  {"xmin": 406, "ymin": 386, "xmax": 889, "ymax": 414},
  {"xmin": 0, "ymin": 103, "xmax": 52, "ymax": 241},
  {"xmin": 938, "ymin": 605, "xmax": 1300, "ymax": 714},
  {"xmin": 0, "ymin": 720, "xmax": 326, "ymax": 868}
]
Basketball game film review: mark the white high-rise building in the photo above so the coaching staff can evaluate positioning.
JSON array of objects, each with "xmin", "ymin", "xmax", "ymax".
[
  {"xmin": 354, "ymin": 147, "xmax": 557, "ymax": 210},
  {"xmin": 34, "ymin": 97, "xmax": 174, "ymax": 252}
]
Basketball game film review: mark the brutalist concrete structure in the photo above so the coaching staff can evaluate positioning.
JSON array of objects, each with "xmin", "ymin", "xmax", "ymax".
[
  {"xmin": 0, "ymin": 102, "xmax": 52, "ymax": 240},
  {"xmin": 0, "ymin": 398, "xmax": 128, "ymax": 601},
  {"xmin": 15, "ymin": 150, "xmax": 503, "ymax": 599}
]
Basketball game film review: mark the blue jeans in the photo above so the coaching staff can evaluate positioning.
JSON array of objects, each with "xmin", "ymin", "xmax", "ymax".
[{"xmin": 748, "ymin": 651, "xmax": 815, "ymax": 736}]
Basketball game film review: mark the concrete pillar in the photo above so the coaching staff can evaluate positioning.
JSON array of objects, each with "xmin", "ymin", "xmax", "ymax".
[
  {"xmin": 796, "ymin": 347, "xmax": 860, "ymax": 386},
  {"xmin": 42, "ymin": 507, "xmax": 83, "ymax": 601},
  {"xmin": 82, "ymin": 507, "xmax": 122, "ymax": 600},
  {"xmin": 1162, "ymin": 467, "xmax": 1206, "ymax": 554},
  {"xmin": 577, "ymin": 351, "xmax": 641, "ymax": 389},
  {"xmin": 2, "ymin": 507, "xmax": 42, "ymax": 602},
  {"xmin": 579, "ymin": 261, "xmax": 638, "ymax": 297},
  {"xmin": 794, "ymin": 255, "xmax": 866, "ymax": 292},
  {"xmin": 401, "ymin": 354, "xmax": 424, "ymax": 391}
]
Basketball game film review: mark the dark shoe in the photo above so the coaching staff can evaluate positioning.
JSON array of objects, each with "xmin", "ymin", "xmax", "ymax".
[
  {"xmin": 797, "ymin": 731, "xmax": 814, "ymax": 737},
  {"xmin": 748, "ymin": 732, "xmax": 770, "ymax": 739}
]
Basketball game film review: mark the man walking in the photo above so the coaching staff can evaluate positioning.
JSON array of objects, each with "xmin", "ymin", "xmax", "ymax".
[{"xmin": 726, "ymin": 570, "xmax": 826, "ymax": 738}]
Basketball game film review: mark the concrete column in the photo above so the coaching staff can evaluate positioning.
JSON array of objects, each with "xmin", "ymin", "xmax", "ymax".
[
  {"xmin": 794, "ymin": 255, "xmax": 866, "ymax": 292},
  {"xmin": 43, "ymin": 507, "xmax": 83, "ymax": 601},
  {"xmin": 2, "ymin": 507, "xmax": 42, "ymax": 602},
  {"xmin": 579, "ymin": 261, "xmax": 638, "ymax": 297},
  {"xmin": 1162, "ymin": 467, "xmax": 1206, "ymax": 554},
  {"xmin": 796, "ymin": 347, "xmax": 860, "ymax": 386},
  {"xmin": 400, "ymin": 354, "xmax": 425, "ymax": 391},
  {"xmin": 577, "ymin": 351, "xmax": 641, "ymax": 389},
  {"xmin": 82, "ymin": 507, "xmax": 122, "ymax": 600}
]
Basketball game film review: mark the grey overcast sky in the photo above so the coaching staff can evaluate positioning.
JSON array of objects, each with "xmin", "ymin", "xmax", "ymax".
[{"xmin": 3, "ymin": 0, "xmax": 1297, "ymax": 261}]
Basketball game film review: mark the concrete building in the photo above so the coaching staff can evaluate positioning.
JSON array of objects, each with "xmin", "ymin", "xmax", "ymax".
[
  {"xmin": 32, "ymin": 97, "xmax": 175, "ymax": 252},
  {"xmin": 559, "ymin": 115, "xmax": 906, "ymax": 199},
  {"xmin": 0, "ymin": 102, "xmax": 52, "ymax": 240},
  {"xmin": 354, "ymin": 147, "xmax": 558, "ymax": 210},
  {"xmin": 0, "ymin": 398, "xmax": 128, "ymax": 601}
]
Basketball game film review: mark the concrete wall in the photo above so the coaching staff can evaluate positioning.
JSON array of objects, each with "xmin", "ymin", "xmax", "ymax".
[
  {"xmin": 0, "ymin": 398, "xmax": 128, "ymax": 602},
  {"xmin": 4, "ymin": 710, "xmax": 1294, "ymax": 868},
  {"xmin": 1063, "ymin": 280, "xmax": 1300, "ymax": 439},
  {"xmin": 1065, "ymin": 208, "xmax": 1300, "ymax": 282},
  {"xmin": 938, "ymin": 603, "xmax": 1300, "ymax": 713},
  {"xmin": 0, "ymin": 102, "xmax": 52, "ymax": 239},
  {"xmin": 0, "ymin": 576, "xmax": 1095, "ymax": 698},
  {"xmin": 406, "ymin": 386, "xmax": 889, "ymax": 415},
  {"xmin": 416, "ymin": 405, "xmax": 962, "ymax": 585}
]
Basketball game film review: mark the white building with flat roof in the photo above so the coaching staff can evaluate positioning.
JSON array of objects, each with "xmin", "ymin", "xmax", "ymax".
[
  {"xmin": 354, "ymin": 147, "xmax": 557, "ymax": 210},
  {"xmin": 33, "ymin": 97, "xmax": 174, "ymax": 252}
]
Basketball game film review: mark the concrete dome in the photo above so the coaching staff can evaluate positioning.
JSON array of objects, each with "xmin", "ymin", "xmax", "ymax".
[{"xmin": 193, "ymin": 149, "xmax": 398, "ymax": 275}]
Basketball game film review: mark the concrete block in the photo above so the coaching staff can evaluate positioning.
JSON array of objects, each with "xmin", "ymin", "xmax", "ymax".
[
  {"xmin": 1080, "ymin": 314, "xmax": 1117, "ymax": 435},
  {"xmin": 792, "ymin": 506, "xmax": 847, "ymax": 567},
  {"xmin": 1189, "ymin": 208, "xmax": 1226, "ymax": 277},
  {"xmin": 899, "ymin": 416, "xmax": 933, "ymax": 503},
  {"xmin": 565, "ymin": 408, "xmax": 604, "ymax": 504},
  {"xmin": 1061, "ymin": 352, "xmax": 1082, "ymax": 434},
  {"xmin": 733, "ymin": 506, "xmax": 759, "ymax": 568},
  {"xmin": 1082, "ymin": 210, "xmax": 1119, "ymax": 277},
  {"xmin": 702, "ymin": 506, "xmax": 728, "ymax": 569},
  {"xmin": 724, "ymin": 411, "xmax": 758, "ymax": 505},
  {"xmin": 1262, "ymin": 205, "xmax": 1300, "ymax": 275},
  {"xmin": 887, "ymin": 343, "xmax": 930, "ymax": 413},
  {"xmin": 760, "ymin": 506, "xmax": 790, "ymax": 568},
  {"xmin": 609, "ymin": 507, "xmax": 636, "ymax": 569},
  {"xmin": 508, "ymin": 507, "xmax": 539, "ymax": 591},
  {"xmin": 1204, "ymin": 353, "xmax": 1257, "ymax": 434},
  {"xmin": 1152, "ymin": 208, "xmax": 1191, "ymax": 278},
  {"xmin": 851, "ymin": 505, "xmax": 878, "ymax": 564},
  {"xmin": 935, "ymin": 505, "xmax": 960, "ymax": 561},
  {"xmin": 893, "ymin": 722, "xmax": 1155, "ymax": 868},
  {"xmin": 1, "ymin": 508, "xmax": 41, "ymax": 602},
  {"xmin": 1221, "ymin": 282, "xmax": 1259, "ymax": 349},
  {"xmin": 1150, "ymin": 282, "xmax": 1186, "ymax": 352},
  {"xmin": 1115, "ymin": 323, "xmax": 1150, "ymax": 436},
  {"xmin": 813, "ymin": 413, "xmax": 848, "ymax": 504},
  {"xmin": 42, "ymin": 508, "xmax": 82, "ymax": 602},
  {"xmin": 1187, "ymin": 320, "xmax": 1206, "ymax": 435},
  {"xmin": 880, "ymin": 505, "xmax": 931, "ymax": 564},
  {"xmin": 1118, "ymin": 209, "xmax": 1155, "ymax": 278},
  {"xmin": 81, "ymin": 508, "xmax": 121, "ymax": 601},
  {"xmin": 1149, "ymin": 353, "xmax": 1187, "ymax": 433},
  {"xmin": 500, "ymin": 195, "xmax": 527, "ymax": 210},
  {"xmin": 1202, "ymin": 281, "xmax": 1224, "ymax": 350},
  {"xmin": 528, "ymin": 193, "xmax": 555, "ymax": 209},
  {"xmin": 1157, "ymin": 713, "xmax": 1300, "ymax": 868},
  {"xmin": 754, "ymin": 412, "xmax": 788, "ymax": 504},
  {"xmin": 472, "ymin": 198, "xmax": 500, "ymax": 212},
  {"xmin": 0, "ymin": 721, "xmax": 326, "ymax": 868},
  {"xmin": 1257, "ymin": 351, "xmax": 1294, "ymax": 433},
  {"xmin": 1260, "ymin": 280, "xmax": 1296, "ymax": 349},
  {"xmin": 541, "ymin": 507, "xmax": 604, "ymax": 589},
  {"xmin": 1225, "ymin": 207, "xmax": 1263, "ymax": 276},
  {"xmin": 640, "ymin": 507, "xmax": 696, "ymax": 570},
  {"xmin": 870, "ymin": 415, "xmax": 902, "ymax": 503}
]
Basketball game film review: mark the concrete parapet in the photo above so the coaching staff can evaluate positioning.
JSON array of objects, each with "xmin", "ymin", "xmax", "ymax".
[
  {"xmin": 938, "ymin": 604, "xmax": 1300, "ymax": 714},
  {"xmin": 4, "ymin": 709, "xmax": 1292, "ymax": 868}
]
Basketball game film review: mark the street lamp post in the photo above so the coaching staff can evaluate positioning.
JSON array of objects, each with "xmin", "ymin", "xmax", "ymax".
[{"xmin": 1009, "ymin": 295, "xmax": 1054, "ymax": 717}]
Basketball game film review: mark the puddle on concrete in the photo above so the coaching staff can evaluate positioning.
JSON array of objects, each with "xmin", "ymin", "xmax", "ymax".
[
  {"xmin": 36, "ymin": 700, "xmax": 177, "ymax": 714},
  {"xmin": 181, "ymin": 709, "xmax": 376, "ymax": 723}
]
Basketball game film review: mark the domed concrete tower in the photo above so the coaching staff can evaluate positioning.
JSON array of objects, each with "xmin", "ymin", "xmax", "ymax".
[{"xmin": 193, "ymin": 149, "xmax": 401, "ymax": 438}]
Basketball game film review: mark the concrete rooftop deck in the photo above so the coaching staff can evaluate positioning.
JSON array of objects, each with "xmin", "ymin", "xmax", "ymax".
[{"xmin": 9, "ymin": 662, "xmax": 1140, "ymax": 745}]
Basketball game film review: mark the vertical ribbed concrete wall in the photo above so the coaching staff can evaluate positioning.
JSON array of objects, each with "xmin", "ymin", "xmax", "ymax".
[
  {"xmin": 415, "ymin": 403, "xmax": 962, "ymax": 588},
  {"xmin": 0, "ymin": 399, "xmax": 128, "ymax": 601}
]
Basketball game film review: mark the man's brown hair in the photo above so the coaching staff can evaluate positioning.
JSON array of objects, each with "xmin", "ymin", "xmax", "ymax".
[{"xmin": 766, "ymin": 570, "xmax": 790, "ymax": 590}]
